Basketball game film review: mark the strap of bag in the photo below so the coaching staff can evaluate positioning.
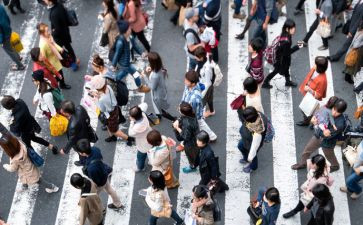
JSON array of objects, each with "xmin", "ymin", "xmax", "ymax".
[{"xmin": 184, "ymin": 28, "xmax": 201, "ymax": 43}]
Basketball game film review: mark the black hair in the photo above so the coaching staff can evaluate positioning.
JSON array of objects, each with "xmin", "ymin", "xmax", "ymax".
[
  {"xmin": 185, "ymin": 71, "xmax": 199, "ymax": 84},
  {"xmin": 333, "ymin": 99, "xmax": 347, "ymax": 114},
  {"xmin": 311, "ymin": 154, "xmax": 326, "ymax": 179},
  {"xmin": 30, "ymin": 47, "xmax": 41, "ymax": 62},
  {"xmin": 325, "ymin": 96, "xmax": 339, "ymax": 109},
  {"xmin": 312, "ymin": 184, "xmax": 332, "ymax": 206},
  {"xmin": 315, "ymin": 56, "xmax": 329, "ymax": 74},
  {"xmin": 243, "ymin": 77, "xmax": 258, "ymax": 94},
  {"xmin": 70, "ymin": 173, "xmax": 85, "ymax": 189},
  {"xmin": 179, "ymin": 101, "xmax": 195, "ymax": 118},
  {"xmin": 61, "ymin": 100, "xmax": 76, "ymax": 114},
  {"xmin": 265, "ymin": 187, "xmax": 281, "ymax": 204},
  {"xmin": 1, "ymin": 95, "xmax": 16, "ymax": 110},
  {"xmin": 196, "ymin": 130, "xmax": 210, "ymax": 145},
  {"xmin": 76, "ymin": 139, "xmax": 91, "ymax": 155},
  {"xmin": 103, "ymin": 0, "xmax": 118, "ymax": 20},
  {"xmin": 250, "ymin": 38, "xmax": 264, "ymax": 52},
  {"xmin": 192, "ymin": 185, "xmax": 209, "ymax": 199},
  {"xmin": 242, "ymin": 106, "xmax": 259, "ymax": 123},
  {"xmin": 149, "ymin": 170, "xmax": 166, "ymax": 191},
  {"xmin": 129, "ymin": 106, "xmax": 143, "ymax": 121},
  {"xmin": 281, "ymin": 18, "xmax": 296, "ymax": 37},
  {"xmin": 147, "ymin": 130, "xmax": 162, "ymax": 146}
]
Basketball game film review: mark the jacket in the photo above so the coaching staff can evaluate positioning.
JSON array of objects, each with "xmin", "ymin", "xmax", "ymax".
[
  {"xmin": 204, "ymin": 0, "xmax": 221, "ymax": 23},
  {"xmin": 128, "ymin": 113, "xmax": 152, "ymax": 153},
  {"xmin": 256, "ymin": 187, "xmax": 280, "ymax": 225},
  {"xmin": 49, "ymin": 2, "xmax": 72, "ymax": 44},
  {"xmin": 147, "ymin": 70, "xmax": 170, "ymax": 111},
  {"xmin": 320, "ymin": 113, "xmax": 346, "ymax": 148},
  {"xmin": 307, "ymin": 197, "xmax": 335, "ymax": 225},
  {"xmin": 0, "ymin": 5, "xmax": 11, "ymax": 44},
  {"xmin": 194, "ymin": 192, "xmax": 215, "ymax": 225},
  {"xmin": 33, "ymin": 87, "xmax": 57, "ymax": 117},
  {"xmin": 318, "ymin": 0, "xmax": 333, "ymax": 20},
  {"xmin": 103, "ymin": 12, "xmax": 119, "ymax": 48},
  {"xmin": 79, "ymin": 180, "xmax": 104, "ymax": 225},
  {"xmin": 349, "ymin": 1, "xmax": 363, "ymax": 35},
  {"xmin": 197, "ymin": 58, "xmax": 214, "ymax": 98},
  {"xmin": 299, "ymin": 68, "xmax": 327, "ymax": 101},
  {"xmin": 248, "ymin": 51, "xmax": 264, "ymax": 84},
  {"xmin": 174, "ymin": 115, "xmax": 199, "ymax": 152},
  {"xmin": 195, "ymin": 144, "xmax": 219, "ymax": 185},
  {"xmin": 64, "ymin": 105, "xmax": 91, "ymax": 154},
  {"xmin": 275, "ymin": 35, "xmax": 299, "ymax": 73},
  {"xmin": 84, "ymin": 147, "xmax": 112, "ymax": 187},
  {"xmin": 112, "ymin": 35, "xmax": 131, "ymax": 68},
  {"xmin": 10, "ymin": 99, "xmax": 40, "ymax": 137},
  {"xmin": 32, "ymin": 61, "xmax": 60, "ymax": 88},
  {"xmin": 145, "ymin": 187, "xmax": 171, "ymax": 213},
  {"xmin": 148, "ymin": 140, "xmax": 170, "ymax": 174},
  {"xmin": 3, "ymin": 141, "xmax": 40, "ymax": 185},
  {"xmin": 255, "ymin": 0, "xmax": 274, "ymax": 21},
  {"xmin": 123, "ymin": 1, "xmax": 146, "ymax": 33}
]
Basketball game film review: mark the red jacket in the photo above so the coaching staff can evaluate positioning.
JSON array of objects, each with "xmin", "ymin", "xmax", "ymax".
[
  {"xmin": 33, "ymin": 62, "xmax": 61, "ymax": 88},
  {"xmin": 299, "ymin": 68, "xmax": 327, "ymax": 101}
]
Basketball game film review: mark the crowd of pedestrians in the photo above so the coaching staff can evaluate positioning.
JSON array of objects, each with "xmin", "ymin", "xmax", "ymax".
[{"xmin": 0, "ymin": 0, "xmax": 362, "ymax": 225}]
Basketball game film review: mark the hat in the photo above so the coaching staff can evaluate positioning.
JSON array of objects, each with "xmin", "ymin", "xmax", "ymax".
[
  {"xmin": 185, "ymin": 8, "xmax": 198, "ymax": 20},
  {"xmin": 32, "ymin": 70, "xmax": 44, "ymax": 81},
  {"xmin": 117, "ymin": 20, "xmax": 130, "ymax": 34},
  {"xmin": 90, "ymin": 75, "xmax": 106, "ymax": 90}
]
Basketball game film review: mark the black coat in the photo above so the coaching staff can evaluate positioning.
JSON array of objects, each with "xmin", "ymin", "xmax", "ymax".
[
  {"xmin": 307, "ymin": 197, "xmax": 335, "ymax": 225},
  {"xmin": 195, "ymin": 144, "xmax": 220, "ymax": 185},
  {"xmin": 10, "ymin": 99, "xmax": 40, "ymax": 137},
  {"xmin": 64, "ymin": 105, "xmax": 91, "ymax": 154},
  {"xmin": 274, "ymin": 35, "xmax": 299, "ymax": 74},
  {"xmin": 49, "ymin": 2, "xmax": 71, "ymax": 44},
  {"xmin": 174, "ymin": 115, "xmax": 199, "ymax": 151}
]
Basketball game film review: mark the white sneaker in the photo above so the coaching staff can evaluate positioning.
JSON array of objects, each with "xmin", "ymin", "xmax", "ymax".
[
  {"xmin": 46, "ymin": 186, "xmax": 59, "ymax": 193},
  {"xmin": 351, "ymin": 192, "xmax": 363, "ymax": 200},
  {"xmin": 340, "ymin": 186, "xmax": 348, "ymax": 193}
]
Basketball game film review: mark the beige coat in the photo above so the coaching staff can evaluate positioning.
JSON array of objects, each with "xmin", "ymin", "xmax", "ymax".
[
  {"xmin": 79, "ymin": 181, "xmax": 104, "ymax": 225},
  {"xmin": 4, "ymin": 142, "xmax": 40, "ymax": 185},
  {"xmin": 103, "ymin": 13, "xmax": 119, "ymax": 49},
  {"xmin": 147, "ymin": 140, "xmax": 170, "ymax": 174}
]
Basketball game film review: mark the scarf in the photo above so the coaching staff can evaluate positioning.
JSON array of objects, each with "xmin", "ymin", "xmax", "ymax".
[
  {"xmin": 39, "ymin": 58, "xmax": 62, "ymax": 79},
  {"xmin": 246, "ymin": 113, "xmax": 265, "ymax": 134}
]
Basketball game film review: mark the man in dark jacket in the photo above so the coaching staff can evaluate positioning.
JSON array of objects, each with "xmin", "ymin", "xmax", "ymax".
[
  {"xmin": 1, "ymin": 95, "xmax": 58, "ymax": 154},
  {"xmin": 59, "ymin": 100, "xmax": 97, "ymax": 165},
  {"xmin": 0, "ymin": 5, "xmax": 25, "ymax": 71},
  {"xmin": 202, "ymin": 0, "xmax": 222, "ymax": 40},
  {"xmin": 43, "ymin": 0, "xmax": 79, "ymax": 70},
  {"xmin": 76, "ymin": 139, "xmax": 124, "ymax": 210}
]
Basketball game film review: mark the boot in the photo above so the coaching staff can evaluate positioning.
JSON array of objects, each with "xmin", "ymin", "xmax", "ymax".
[
  {"xmin": 344, "ymin": 73, "xmax": 354, "ymax": 84},
  {"xmin": 137, "ymin": 84, "xmax": 150, "ymax": 93}
]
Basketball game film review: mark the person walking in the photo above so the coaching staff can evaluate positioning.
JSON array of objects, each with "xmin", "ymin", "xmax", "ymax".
[
  {"xmin": 145, "ymin": 170, "xmax": 184, "ymax": 225},
  {"xmin": 129, "ymin": 105, "xmax": 152, "ymax": 172},
  {"xmin": 37, "ymin": 22, "xmax": 71, "ymax": 89},
  {"xmin": 43, "ymin": 0, "xmax": 80, "ymax": 70},
  {"xmin": 182, "ymin": 70, "xmax": 217, "ymax": 141},
  {"xmin": 262, "ymin": 19, "xmax": 301, "ymax": 89},
  {"xmin": 101, "ymin": 0, "xmax": 120, "ymax": 49},
  {"xmin": 184, "ymin": 8, "xmax": 203, "ymax": 71},
  {"xmin": 1, "ymin": 95, "xmax": 58, "ymax": 154},
  {"xmin": 231, "ymin": 0, "xmax": 247, "ymax": 20},
  {"xmin": 0, "ymin": 126, "xmax": 59, "ymax": 193},
  {"xmin": 246, "ymin": 38, "xmax": 264, "ymax": 84},
  {"xmin": 0, "ymin": 5, "xmax": 25, "ymax": 71},
  {"xmin": 70, "ymin": 173, "xmax": 104, "ymax": 225},
  {"xmin": 76, "ymin": 139, "xmax": 124, "ymax": 210},
  {"xmin": 7, "ymin": 0, "xmax": 25, "ymax": 15}
]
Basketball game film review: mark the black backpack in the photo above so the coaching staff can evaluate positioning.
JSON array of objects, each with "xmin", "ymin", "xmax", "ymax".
[
  {"xmin": 116, "ymin": 81, "xmax": 129, "ymax": 106},
  {"xmin": 184, "ymin": 28, "xmax": 201, "ymax": 55}
]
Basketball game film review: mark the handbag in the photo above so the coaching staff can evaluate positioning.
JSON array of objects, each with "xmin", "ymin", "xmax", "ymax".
[
  {"xmin": 342, "ymin": 145, "xmax": 359, "ymax": 167},
  {"xmin": 299, "ymin": 92, "xmax": 320, "ymax": 117},
  {"xmin": 60, "ymin": 48, "xmax": 74, "ymax": 68},
  {"xmin": 316, "ymin": 19, "xmax": 331, "ymax": 38},
  {"xmin": 345, "ymin": 48, "xmax": 359, "ymax": 67},
  {"xmin": 87, "ymin": 124, "xmax": 98, "ymax": 143},
  {"xmin": 49, "ymin": 114, "xmax": 69, "ymax": 136},
  {"xmin": 150, "ymin": 192, "xmax": 172, "ymax": 218},
  {"xmin": 100, "ymin": 33, "xmax": 109, "ymax": 47},
  {"xmin": 230, "ymin": 95, "xmax": 246, "ymax": 110},
  {"xmin": 27, "ymin": 147, "xmax": 44, "ymax": 167},
  {"xmin": 10, "ymin": 32, "xmax": 24, "ymax": 53},
  {"xmin": 212, "ymin": 61, "xmax": 223, "ymax": 87}
]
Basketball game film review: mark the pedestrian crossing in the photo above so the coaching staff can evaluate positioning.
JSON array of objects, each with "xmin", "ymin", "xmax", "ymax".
[{"xmin": 0, "ymin": 0, "xmax": 362, "ymax": 225}]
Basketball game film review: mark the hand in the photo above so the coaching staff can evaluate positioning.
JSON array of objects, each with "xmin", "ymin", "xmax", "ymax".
[
  {"xmin": 347, "ymin": 32, "xmax": 353, "ymax": 38},
  {"xmin": 314, "ymin": 9, "xmax": 321, "ymax": 15},
  {"xmin": 3, "ymin": 164, "xmax": 10, "ymax": 171},
  {"xmin": 304, "ymin": 207, "xmax": 309, "ymax": 213},
  {"xmin": 323, "ymin": 129, "xmax": 331, "ymax": 137},
  {"xmin": 254, "ymin": 201, "xmax": 260, "ymax": 208},
  {"xmin": 304, "ymin": 85, "xmax": 310, "ymax": 92},
  {"xmin": 60, "ymin": 149, "xmax": 65, "ymax": 155},
  {"xmin": 262, "ymin": 22, "xmax": 268, "ymax": 31},
  {"xmin": 172, "ymin": 120, "xmax": 179, "ymax": 129},
  {"xmin": 298, "ymin": 42, "xmax": 304, "ymax": 48},
  {"xmin": 311, "ymin": 116, "xmax": 318, "ymax": 125},
  {"xmin": 354, "ymin": 167, "xmax": 361, "ymax": 175}
]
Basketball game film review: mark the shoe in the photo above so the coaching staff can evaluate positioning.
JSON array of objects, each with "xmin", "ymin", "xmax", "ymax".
[
  {"xmin": 344, "ymin": 73, "xmax": 354, "ymax": 84},
  {"xmin": 59, "ymin": 83, "xmax": 71, "ymax": 89},
  {"xmin": 235, "ymin": 33, "xmax": 245, "ymax": 40},
  {"xmin": 239, "ymin": 158, "xmax": 248, "ymax": 164},
  {"xmin": 51, "ymin": 145, "xmax": 58, "ymax": 155},
  {"xmin": 340, "ymin": 186, "xmax": 348, "ymax": 193},
  {"xmin": 293, "ymin": 8, "xmax": 304, "ymax": 15},
  {"xmin": 70, "ymin": 62, "xmax": 79, "ymax": 71},
  {"xmin": 108, "ymin": 203, "xmax": 125, "ymax": 210},
  {"xmin": 137, "ymin": 84, "xmax": 150, "ymax": 93},
  {"xmin": 262, "ymin": 82, "xmax": 272, "ymax": 89},
  {"xmin": 233, "ymin": 13, "xmax": 246, "ymax": 20},
  {"xmin": 176, "ymin": 144, "xmax": 184, "ymax": 152},
  {"xmin": 291, "ymin": 163, "xmax": 306, "ymax": 170},
  {"xmin": 328, "ymin": 56, "xmax": 339, "ymax": 62},
  {"xmin": 74, "ymin": 161, "xmax": 84, "ymax": 167},
  {"xmin": 170, "ymin": 18, "xmax": 177, "ymax": 26},
  {"xmin": 243, "ymin": 165, "xmax": 253, "ymax": 173},
  {"xmin": 210, "ymin": 136, "xmax": 217, "ymax": 142},
  {"xmin": 105, "ymin": 135, "xmax": 117, "ymax": 142},
  {"xmin": 10, "ymin": 64, "xmax": 25, "ymax": 71},
  {"xmin": 330, "ymin": 165, "xmax": 339, "ymax": 173},
  {"xmin": 283, "ymin": 210, "xmax": 298, "ymax": 219},
  {"xmin": 318, "ymin": 45, "xmax": 328, "ymax": 51},
  {"xmin": 203, "ymin": 111, "xmax": 215, "ymax": 118},
  {"xmin": 45, "ymin": 185, "xmax": 59, "ymax": 193},
  {"xmin": 101, "ymin": 124, "xmax": 107, "ymax": 131},
  {"xmin": 285, "ymin": 80, "xmax": 297, "ymax": 87},
  {"xmin": 296, "ymin": 121, "xmax": 309, "ymax": 126},
  {"xmin": 182, "ymin": 166, "xmax": 197, "ymax": 173},
  {"xmin": 351, "ymin": 192, "xmax": 363, "ymax": 200}
]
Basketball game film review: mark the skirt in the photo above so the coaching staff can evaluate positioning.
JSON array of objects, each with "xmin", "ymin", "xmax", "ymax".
[{"xmin": 107, "ymin": 107, "xmax": 119, "ymax": 133}]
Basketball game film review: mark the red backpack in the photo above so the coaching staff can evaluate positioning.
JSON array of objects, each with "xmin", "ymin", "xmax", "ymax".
[{"xmin": 263, "ymin": 36, "xmax": 289, "ymax": 65}]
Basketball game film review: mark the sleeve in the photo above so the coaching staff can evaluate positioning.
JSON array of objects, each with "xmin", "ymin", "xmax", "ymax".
[
  {"xmin": 257, "ymin": 187, "xmax": 267, "ymax": 202},
  {"xmin": 148, "ymin": 72, "xmax": 160, "ymax": 91},
  {"xmin": 78, "ymin": 199, "xmax": 87, "ymax": 225},
  {"xmin": 55, "ymin": 42, "xmax": 63, "ymax": 52},
  {"xmin": 206, "ymin": 152, "xmax": 218, "ymax": 179},
  {"xmin": 112, "ymin": 39, "xmax": 123, "ymax": 67},
  {"xmin": 64, "ymin": 124, "xmax": 79, "ymax": 154},
  {"xmin": 324, "ymin": 208, "xmax": 334, "ymax": 225},
  {"xmin": 306, "ymin": 197, "xmax": 314, "ymax": 209},
  {"xmin": 43, "ymin": 92, "xmax": 57, "ymax": 117},
  {"xmin": 290, "ymin": 44, "xmax": 300, "ymax": 54},
  {"xmin": 33, "ymin": 91, "xmax": 40, "ymax": 104},
  {"xmin": 247, "ymin": 133, "xmax": 262, "ymax": 162},
  {"xmin": 265, "ymin": 0, "xmax": 274, "ymax": 17},
  {"xmin": 128, "ymin": 121, "xmax": 137, "ymax": 137}
]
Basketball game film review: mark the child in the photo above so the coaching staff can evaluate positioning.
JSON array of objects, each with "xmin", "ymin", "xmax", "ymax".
[
  {"xmin": 312, "ymin": 97, "xmax": 338, "ymax": 135},
  {"xmin": 246, "ymin": 38, "xmax": 264, "ymax": 84}
]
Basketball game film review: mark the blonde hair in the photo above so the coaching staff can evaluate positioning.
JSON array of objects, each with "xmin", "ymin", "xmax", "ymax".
[{"xmin": 36, "ymin": 23, "xmax": 49, "ymax": 35}]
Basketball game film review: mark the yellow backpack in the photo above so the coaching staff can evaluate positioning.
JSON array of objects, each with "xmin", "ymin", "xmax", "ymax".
[{"xmin": 49, "ymin": 114, "xmax": 69, "ymax": 136}]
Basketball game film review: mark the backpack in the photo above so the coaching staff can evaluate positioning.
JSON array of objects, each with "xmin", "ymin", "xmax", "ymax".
[
  {"xmin": 263, "ymin": 36, "xmax": 289, "ymax": 65},
  {"xmin": 184, "ymin": 28, "xmax": 201, "ymax": 55},
  {"xmin": 51, "ymin": 88, "xmax": 65, "ymax": 109},
  {"xmin": 116, "ymin": 81, "xmax": 129, "ymax": 106}
]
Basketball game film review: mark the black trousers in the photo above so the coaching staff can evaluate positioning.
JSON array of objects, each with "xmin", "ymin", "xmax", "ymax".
[
  {"xmin": 303, "ymin": 17, "xmax": 328, "ymax": 47},
  {"xmin": 21, "ymin": 132, "xmax": 49, "ymax": 149},
  {"xmin": 54, "ymin": 38, "xmax": 76, "ymax": 61},
  {"xmin": 264, "ymin": 64, "xmax": 291, "ymax": 83},
  {"xmin": 203, "ymin": 86, "xmax": 214, "ymax": 112},
  {"xmin": 132, "ymin": 30, "xmax": 150, "ymax": 52}
]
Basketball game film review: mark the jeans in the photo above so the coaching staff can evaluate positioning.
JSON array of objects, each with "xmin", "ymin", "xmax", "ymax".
[
  {"xmin": 116, "ymin": 65, "xmax": 141, "ymax": 87},
  {"xmin": 237, "ymin": 139, "xmax": 258, "ymax": 170},
  {"xmin": 234, "ymin": 0, "xmax": 242, "ymax": 14},
  {"xmin": 149, "ymin": 209, "xmax": 183, "ymax": 225},
  {"xmin": 136, "ymin": 151, "xmax": 147, "ymax": 170},
  {"xmin": 253, "ymin": 19, "xmax": 267, "ymax": 47},
  {"xmin": 2, "ymin": 37, "xmax": 24, "ymax": 67},
  {"xmin": 188, "ymin": 57, "xmax": 198, "ymax": 71},
  {"xmin": 346, "ymin": 169, "xmax": 363, "ymax": 194},
  {"xmin": 303, "ymin": 17, "xmax": 328, "ymax": 47}
]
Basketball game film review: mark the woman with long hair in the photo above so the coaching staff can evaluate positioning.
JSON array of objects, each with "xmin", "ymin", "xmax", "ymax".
[{"xmin": 101, "ymin": 0, "xmax": 120, "ymax": 49}]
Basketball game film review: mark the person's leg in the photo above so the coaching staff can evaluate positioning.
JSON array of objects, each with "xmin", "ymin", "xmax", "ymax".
[
  {"xmin": 295, "ymin": 0, "xmax": 306, "ymax": 10},
  {"xmin": 148, "ymin": 215, "xmax": 158, "ymax": 225},
  {"xmin": 253, "ymin": 21, "xmax": 266, "ymax": 45},
  {"xmin": 127, "ymin": 65, "xmax": 142, "ymax": 87},
  {"xmin": 322, "ymin": 147, "xmax": 340, "ymax": 169},
  {"xmin": 29, "ymin": 132, "xmax": 50, "ymax": 147},
  {"xmin": 330, "ymin": 36, "xmax": 353, "ymax": 61},
  {"xmin": 135, "ymin": 31, "xmax": 151, "ymax": 52},
  {"xmin": 249, "ymin": 156, "xmax": 258, "ymax": 170},
  {"xmin": 2, "ymin": 38, "xmax": 24, "ymax": 68},
  {"xmin": 170, "ymin": 209, "xmax": 184, "ymax": 224},
  {"xmin": 104, "ymin": 180, "xmax": 122, "ymax": 207},
  {"xmin": 136, "ymin": 151, "xmax": 147, "ymax": 170},
  {"xmin": 237, "ymin": 139, "xmax": 246, "ymax": 157},
  {"xmin": 282, "ymin": 68, "xmax": 297, "ymax": 86},
  {"xmin": 211, "ymin": 47, "xmax": 219, "ymax": 63},
  {"xmin": 21, "ymin": 133, "xmax": 33, "ymax": 149},
  {"xmin": 198, "ymin": 118, "xmax": 217, "ymax": 141},
  {"xmin": 38, "ymin": 177, "xmax": 57, "ymax": 191},
  {"xmin": 188, "ymin": 57, "xmax": 198, "ymax": 71},
  {"xmin": 116, "ymin": 69, "xmax": 129, "ymax": 82},
  {"xmin": 346, "ymin": 170, "xmax": 363, "ymax": 194},
  {"xmin": 234, "ymin": 0, "xmax": 242, "ymax": 14},
  {"xmin": 283, "ymin": 200, "xmax": 305, "ymax": 218},
  {"xmin": 262, "ymin": 66, "xmax": 279, "ymax": 87},
  {"xmin": 303, "ymin": 17, "xmax": 319, "ymax": 44},
  {"xmin": 207, "ymin": 86, "xmax": 214, "ymax": 113},
  {"xmin": 298, "ymin": 136, "xmax": 321, "ymax": 166}
]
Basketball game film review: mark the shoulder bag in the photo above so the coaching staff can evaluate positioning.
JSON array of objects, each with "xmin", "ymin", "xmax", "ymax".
[
  {"xmin": 316, "ymin": 19, "xmax": 331, "ymax": 38},
  {"xmin": 345, "ymin": 48, "xmax": 359, "ymax": 67},
  {"xmin": 299, "ymin": 92, "xmax": 320, "ymax": 117},
  {"xmin": 27, "ymin": 147, "xmax": 44, "ymax": 167}
]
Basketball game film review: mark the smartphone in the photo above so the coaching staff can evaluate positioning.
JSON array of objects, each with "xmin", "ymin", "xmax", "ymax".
[{"xmin": 138, "ymin": 189, "xmax": 147, "ymax": 197}]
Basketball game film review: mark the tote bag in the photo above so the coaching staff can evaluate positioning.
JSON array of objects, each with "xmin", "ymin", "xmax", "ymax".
[
  {"xmin": 299, "ymin": 92, "xmax": 320, "ymax": 117},
  {"xmin": 316, "ymin": 20, "xmax": 331, "ymax": 38},
  {"xmin": 342, "ymin": 145, "xmax": 359, "ymax": 167}
]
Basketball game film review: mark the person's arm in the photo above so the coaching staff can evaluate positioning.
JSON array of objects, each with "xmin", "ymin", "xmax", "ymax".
[
  {"xmin": 128, "ymin": 120, "xmax": 137, "ymax": 137},
  {"xmin": 250, "ymin": 0, "xmax": 257, "ymax": 16},
  {"xmin": 33, "ymin": 91, "xmax": 40, "ymax": 105},
  {"xmin": 247, "ymin": 133, "xmax": 262, "ymax": 162},
  {"xmin": 263, "ymin": 0, "xmax": 273, "ymax": 29},
  {"xmin": 63, "ymin": 123, "xmax": 78, "ymax": 154},
  {"xmin": 201, "ymin": 63, "xmax": 213, "ymax": 97},
  {"xmin": 112, "ymin": 39, "xmax": 123, "ymax": 67},
  {"xmin": 43, "ymin": 92, "xmax": 57, "ymax": 117}
]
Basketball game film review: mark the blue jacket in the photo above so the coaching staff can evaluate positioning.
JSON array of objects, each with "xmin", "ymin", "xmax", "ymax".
[
  {"xmin": 0, "ymin": 5, "xmax": 11, "ymax": 44},
  {"xmin": 112, "ymin": 35, "xmax": 143, "ymax": 68},
  {"xmin": 84, "ymin": 147, "xmax": 112, "ymax": 187},
  {"xmin": 203, "ymin": 0, "xmax": 221, "ymax": 23},
  {"xmin": 257, "ymin": 187, "xmax": 281, "ymax": 225},
  {"xmin": 255, "ymin": 0, "xmax": 274, "ymax": 21}
]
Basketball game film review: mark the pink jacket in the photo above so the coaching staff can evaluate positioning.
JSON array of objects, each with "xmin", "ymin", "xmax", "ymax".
[{"xmin": 123, "ymin": 1, "xmax": 146, "ymax": 33}]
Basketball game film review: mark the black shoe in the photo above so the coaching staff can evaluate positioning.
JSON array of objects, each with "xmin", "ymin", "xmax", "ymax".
[
  {"xmin": 344, "ymin": 73, "xmax": 354, "ymax": 84},
  {"xmin": 296, "ymin": 121, "xmax": 309, "ymax": 126},
  {"xmin": 262, "ymin": 82, "xmax": 272, "ymax": 89},
  {"xmin": 235, "ymin": 33, "xmax": 245, "ymax": 40},
  {"xmin": 51, "ymin": 146, "xmax": 58, "ymax": 155},
  {"xmin": 353, "ymin": 87, "xmax": 361, "ymax": 94},
  {"xmin": 330, "ymin": 165, "xmax": 340, "ymax": 173},
  {"xmin": 105, "ymin": 135, "xmax": 117, "ymax": 142},
  {"xmin": 101, "ymin": 124, "xmax": 107, "ymax": 131},
  {"xmin": 283, "ymin": 210, "xmax": 298, "ymax": 219},
  {"xmin": 328, "ymin": 55, "xmax": 339, "ymax": 62},
  {"xmin": 170, "ymin": 18, "xmax": 177, "ymax": 26},
  {"xmin": 285, "ymin": 80, "xmax": 297, "ymax": 87},
  {"xmin": 118, "ymin": 115, "xmax": 126, "ymax": 124},
  {"xmin": 74, "ymin": 161, "xmax": 83, "ymax": 167},
  {"xmin": 107, "ymin": 203, "xmax": 125, "ymax": 210},
  {"xmin": 60, "ymin": 83, "xmax": 71, "ymax": 89}
]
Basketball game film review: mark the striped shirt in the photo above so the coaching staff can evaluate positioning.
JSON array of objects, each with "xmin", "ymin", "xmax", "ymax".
[{"xmin": 181, "ymin": 85, "xmax": 203, "ymax": 119}]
